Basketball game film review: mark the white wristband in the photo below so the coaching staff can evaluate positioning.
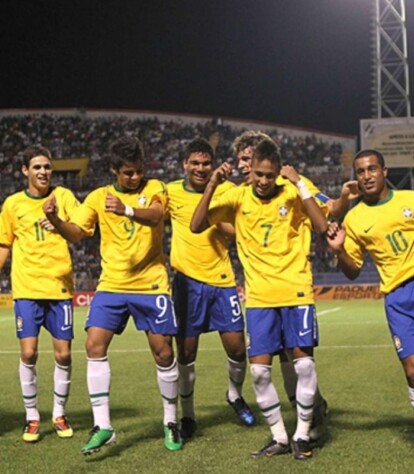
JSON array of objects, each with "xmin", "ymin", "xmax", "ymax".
[
  {"xmin": 296, "ymin": 179, "xmax": 312, "ymax": 200},
  {"xmin": 124, "ymin": 205, "xmax": 134, "ymax": 217}
]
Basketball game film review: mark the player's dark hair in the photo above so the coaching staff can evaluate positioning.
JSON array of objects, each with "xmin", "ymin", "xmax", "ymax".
[
  {"xmin": 252, "ymin": 137, "xmax": 281, "ymax": 166},
  {"xmin": 109, "ymin": 136, "xmax": 145, "ymax": 171},
  {"xmin": 232, "ymin": 130, "xmax": 272, "ymax": 155},
  {"xmin": 353, "ymin": 149, "xmax": 385, "ymax": 168},
  {"xmin": 22, "ymin": 145, "xmax": 52, "ymax": 168},
  {"xmin": 184, "ymin": 137, "xmax": 214, "ymax": 162}
]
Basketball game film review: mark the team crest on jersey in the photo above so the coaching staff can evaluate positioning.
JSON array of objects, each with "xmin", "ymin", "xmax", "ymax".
[
  {"xmin": 138, "ymin": 195, "xmax": 147, "ymax": 206},
  {"xmin": 393, "ymin": 335, "xmax": 402, "ymax": 352},
  {"xmin": 402, "ymin": 208, "xmax": 413, "ymax": 218},
  {"xmin": 16, "ymin": 317, "xmax": 23, "ymax": 331},
  {"xmin": 278, "ymin": 205, "xmax": 288, "ymax": 217}
]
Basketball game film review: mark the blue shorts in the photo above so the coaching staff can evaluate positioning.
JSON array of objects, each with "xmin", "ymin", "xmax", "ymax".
[
  {"xmin": 385, "ymin": 278, "xmax": 414, "ymax": 360},
  {"xmin": 14, "ymin": 299, "xmax": 74, "ymax": 340},
  {"xmin": 173, "ymin": 272, "xmax": 244, "ymax": 337},
  {"xmin": 246, "ymin": 305, "xmax": 318, "ymax": 357},
  {"xmin": 86, "ymin": 291, "xmax": 178, "ymax": 335}
]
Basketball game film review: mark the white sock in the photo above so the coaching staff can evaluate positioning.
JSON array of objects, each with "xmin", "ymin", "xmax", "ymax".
[
  {"xmin": 408, "ymin": 386, "xmax": 414, "ymax": 408},
  {"xmin": 53, "ymin": 362, "xmax": 71, "ymax": 419},
  {"xmin": 250, "ymin": 363, "xmax": 288, "ymax": 443},
  {"xmin": 178, "ymin": 361, "xmax": 196, "ymax": 419},
  {"xmin": 87, "ymin": 357, "xmax": 112, "ymax": 430},
  {"xmin": 157, "ymin": 359, "xmax": 179, "ymax": 425},
  {"xmin": 293, "ymin": 357, "xmax": 317, "ymax": 441},
  {"xmin": 227, "ymin": 357, "xmax": 246, "ymax": 402},
  {"xmin": 19, "ymin": 359, "xmax": 39, "ymax": 421}
]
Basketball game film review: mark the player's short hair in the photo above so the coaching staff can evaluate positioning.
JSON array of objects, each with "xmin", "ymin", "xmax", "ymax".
[
  {"xmin": 231, "ymin": 130, "xmax": 272, "ymax": 155},
  {"xmin": 184, "ymin": 137, "xmax": 214, "ymax": 161},
  {"xmin": 353, "ymin": 149, "xmax": 385, "ymax": 168},
  {"xmin": 252, "ymin": 137, "xmax": 281, "ymax": 167},
  {"xmin": 109, "ymin": 136, "xmax": 145, "ymax": 171},
  {"xmin": 22, "ymin": 145, "xmax": 52, "ymax": 168}
]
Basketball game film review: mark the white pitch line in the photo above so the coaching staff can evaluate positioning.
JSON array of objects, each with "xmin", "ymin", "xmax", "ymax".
[
  {"xmin": 318, "ymin": 307, "xmax": 342, "ymax": 315},
  {"xmin": 0, "ymin": 344, "xmax": 393, "ymax": 355}
]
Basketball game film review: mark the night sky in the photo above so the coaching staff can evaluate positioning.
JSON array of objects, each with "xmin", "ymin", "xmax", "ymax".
[{"xmin": 1, "ymin": 0, "xmax": 413, "ymax": 136}]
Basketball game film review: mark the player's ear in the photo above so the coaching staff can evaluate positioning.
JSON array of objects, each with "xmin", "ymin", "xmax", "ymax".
[
  {"xmin": 383, "ymin": 166, "xmax": 388, "ymax": 177},
  {"xmin": 22, "ymin": 165, "xmax": 29, "ymax": 177}
]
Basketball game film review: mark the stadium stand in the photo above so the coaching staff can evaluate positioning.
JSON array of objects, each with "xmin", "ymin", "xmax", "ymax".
[{"xmin": 0, "ymin": 111, "xmax": 378, "ymax": 291}]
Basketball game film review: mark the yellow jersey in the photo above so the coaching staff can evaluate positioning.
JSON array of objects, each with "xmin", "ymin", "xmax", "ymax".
[
  {"xmin": 167, "ymin": 179, "xmax": 235, "ymax": 287},
  {"xmin": 71, "ymin": 180, "xmax": 170, "ymax": 294},
  {"xmin": 344, "ymin": 189, "xmax": 414, "ymax": 294},
  {"xmin": 208, "ymin": 181, "xmax": 328, "ymax": 308},
  {"xmin": 0, "ymin": 186, "xmax": 79, "ymax": 299}
]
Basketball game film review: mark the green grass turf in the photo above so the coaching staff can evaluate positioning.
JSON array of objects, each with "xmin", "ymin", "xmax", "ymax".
[{"xmin": 0, "ymin": 300, "xmax": 413, "ymax": 473}]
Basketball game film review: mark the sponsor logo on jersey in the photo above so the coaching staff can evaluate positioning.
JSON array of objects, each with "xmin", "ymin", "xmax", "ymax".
[{"xmin": 138, "ymin": 195, "xmax": 147, "ymax": 206}]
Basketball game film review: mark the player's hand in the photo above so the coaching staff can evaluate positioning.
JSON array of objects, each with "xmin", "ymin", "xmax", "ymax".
[
  {"xmin": 341, "ymin": 180, "xmax": 360, "ymax": 200},
  {"xmin": 38, "ymin": 217, "xmax": 56, "ymax": 232},
  {"xmin": 209, "ymin": 162, "xmax": 233, "ymax": 187},
  {"xmin": 43, "ymin": 194, "xmax": 59, "ymax": 221},
  {"xmin": 280, "ymin": 165, "xmax": 300, "ymax": 184},
  {"xmin": 105, "ymin": 192, "xmax": 126, "ymax": 215},
  {"xmin": 326, "ymin": 221, "xmax": 346, "ymax": 251}
]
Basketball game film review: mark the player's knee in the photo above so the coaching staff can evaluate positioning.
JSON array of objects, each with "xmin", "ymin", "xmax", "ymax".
[
  {"xmin": 85, "ymin": 339, "xmax": 106, "ymax": 358},
  {"xmin": 250, "ymin": 364, "xmax": 271, "ymax": 386},
  {"xmin": 20, "ymin": 348, "xmax": 38, "ymax": 365},
  {"xmin": 293, "ymin": 356, "xmax": 315, "ymax": 377},
  {"xmin": 55, "ymin": 351, "xmax": 71, "ymax": 366}
]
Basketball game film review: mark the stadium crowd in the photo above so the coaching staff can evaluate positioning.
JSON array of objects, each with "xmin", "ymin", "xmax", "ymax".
[{"xmin": 0, "ymin": 112, "xmax": 346, "ymax": 291}]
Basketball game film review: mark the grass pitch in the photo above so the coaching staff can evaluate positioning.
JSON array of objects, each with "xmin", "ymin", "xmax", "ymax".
[{"xmin": 0, "ymin": 299, "xmax": 413, "ymax": 473}]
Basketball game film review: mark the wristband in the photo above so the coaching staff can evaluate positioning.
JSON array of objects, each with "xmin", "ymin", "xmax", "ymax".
[
  {"xmin": 124, "ymin": 205, "xmax": 134, "ymax": 217},
  {"xmin": 296, "ymin": 179, "xmax": 312, "ymax": 200}
]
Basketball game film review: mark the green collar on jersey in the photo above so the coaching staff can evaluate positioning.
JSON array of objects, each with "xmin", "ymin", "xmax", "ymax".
[
  {"xmin": 24, "ymin": 187, "xmax": 54, "ymax": 200},
  {"xmin": 113, "ymin": 180, "xmax": 147, "ymax": 194},
  {"xmin": 252, "ymin": 185, "xmax": 281, "ymax": 200},
  {"xmin": 182, "ymin": 179, "xmax": 204, "ymax": 194},
  {"xmin": 365, "ymin": 188, "xmax": 393, "ymax": 206}
]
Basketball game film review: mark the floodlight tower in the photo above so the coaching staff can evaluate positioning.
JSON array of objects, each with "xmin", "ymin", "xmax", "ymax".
[{"xmin": 371, "ymin": 0, "xmax": 411, "ymax": 118}]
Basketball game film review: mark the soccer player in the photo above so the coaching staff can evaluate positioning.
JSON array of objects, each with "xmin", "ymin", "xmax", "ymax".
[
  {"xmin": 166, "ymin": 138, "xmax": 255, "ymax": 439},
  {"xmin": 0, "ymin": 145, "xmax": 79, "ymax": 442},
  {"xmin": 326, "ymin": 149, "xmax": 414, "ymax": 414},
  {"xmin": 232, "ymin": 130, "xmax": 356, "ymax": 439},
  {"xmin": 43, "ymin": 136, "xmax": 182, "ymax": 454},
  {"xmin": 191, "ymin": 137, "xmax": 328, "ymax": 460}
]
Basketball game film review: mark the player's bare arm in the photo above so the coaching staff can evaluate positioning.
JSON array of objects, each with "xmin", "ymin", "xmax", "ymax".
[
  {"xmin": 280, "ymin": 164, "xmax": 301, "ymax": 184},
  {"xmin": 190, "ymin": 162, "xmax": 233, "ymax": 234},
  {"xmin": 0, "ymin": 244, "xmax": 11, "ymax": 271},
  {"xmin": 328, "ymin": 180, "xmax": 360, "ymax": 219},
  {"xmin": 42, "ymin": 194, "xmax": 85, "ymax": 243},
  {"xmin": 105, "ymin": 192, "xmax": 163, "ymax": 227},
  {"xmin": 326, "ymin": 221, "xmax": 361, "ymax": 279}
]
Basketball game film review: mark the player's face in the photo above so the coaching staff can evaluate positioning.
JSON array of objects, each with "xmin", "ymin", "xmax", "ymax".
[
  {"xmin": 22, "ymin": 155, "xmax": 52, "ymax": 196},
  {"xmin": 112, "ymin": 162, "xmax": 143, "ymax": 191},
  {"xmin": 251, "ymin": 158, "xmax": 279, "ymax": 198},
  {"xmin": 354, "ymin": 155, "xmax": 388, "ymax": 202},
  {"xmin": 184, "ymin": 152, "xmax": 213, "ymax": 191},
  {"xmin": 237, "ymin": 146, "xmax": 254, "ymax": 184}
]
